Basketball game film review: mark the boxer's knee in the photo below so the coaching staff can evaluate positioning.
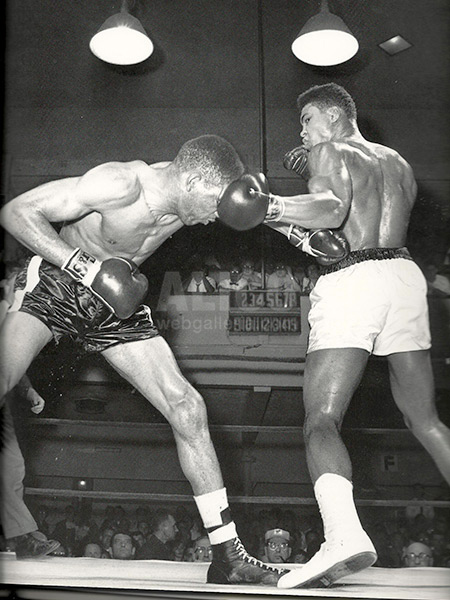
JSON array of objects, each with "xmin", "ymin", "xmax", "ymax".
[
  {"xmin": 303, "ymin": 406, "xmax": 342, "ymax": 442},
  {"xmin": 167, "ymin": 383, "xmax": 209, "ymax": 437}
]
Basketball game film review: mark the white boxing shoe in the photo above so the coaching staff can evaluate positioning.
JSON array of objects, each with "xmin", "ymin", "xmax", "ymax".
[{"xmin": 277, "ymin": 533, "xmax": 377, "ymax": 589}]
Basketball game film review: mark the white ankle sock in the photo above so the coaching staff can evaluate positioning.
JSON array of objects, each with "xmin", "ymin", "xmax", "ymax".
[{"xmin": 314, "ymin": 473, "xmax": 365, "ymax": 543}]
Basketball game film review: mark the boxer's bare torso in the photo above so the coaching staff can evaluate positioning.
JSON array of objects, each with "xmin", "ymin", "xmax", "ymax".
[
  {"xmin": 279, "ymin": 102, "xmax": 418, "ymax": 251},
  {"xmin": 1, "ymin": 160, "xmax": 219, "ymax": 268},
  {"xmin": 310, "ymin": 138, "xmax": 417, "ymax": 250}
]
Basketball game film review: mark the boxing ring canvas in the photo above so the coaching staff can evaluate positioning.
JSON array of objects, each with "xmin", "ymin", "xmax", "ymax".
[{"xmin": 1, "ymin": 553, "xmax": 449, "ymax": 600}]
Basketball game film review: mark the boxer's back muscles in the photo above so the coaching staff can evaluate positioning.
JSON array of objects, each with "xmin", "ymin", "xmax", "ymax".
[{"xmin": 334, "ymin": 140, "xmax": 417, "ymax": 250}]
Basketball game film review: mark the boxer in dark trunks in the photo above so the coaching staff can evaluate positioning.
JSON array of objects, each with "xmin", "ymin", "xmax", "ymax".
[
  {"xmin": 217, "ymin": 83, "xmax": 450, "ymax": 588},
  {"xmin": 0, "ymin": 135, "xmax": 285, "ymax": 584}
]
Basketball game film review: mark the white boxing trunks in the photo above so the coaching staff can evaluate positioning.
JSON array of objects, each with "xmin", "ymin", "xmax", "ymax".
[{"xmin": 307, "ymin": 247, "xmax": 431, "ymax": 355}]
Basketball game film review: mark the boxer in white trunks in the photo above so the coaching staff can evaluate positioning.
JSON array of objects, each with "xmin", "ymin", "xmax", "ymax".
[
  {"xmin": 272, "ymin": 83, "xmax": 450, "ymax": 588},
  {"xmin": 217, "ymin": 83, "xmax": 450, "ymax": 589}
]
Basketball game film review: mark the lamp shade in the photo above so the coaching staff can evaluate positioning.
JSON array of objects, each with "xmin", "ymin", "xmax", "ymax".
[
  {"xmin": 90, "ymin": 11, "xmax": 153, "ymax": 65},
  {"xmin": 292, "ymin": 9, "xmax": 358, "ymax": 66}
]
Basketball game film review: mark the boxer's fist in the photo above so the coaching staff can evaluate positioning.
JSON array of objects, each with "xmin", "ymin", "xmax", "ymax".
[
  {"xmin": 283, "ymin": 146, "xmax": 310, "ymax": 181},
  {"xmin": 287, "ymin": 225, "xmax": 350, "ymax": 264},
  {"xmin": 62, "ymin": 249, "xmax": 148, "ymax": 319},
  {"xmin": 217, "ymin": 173, "xmax": 270, "ymax": 231}
]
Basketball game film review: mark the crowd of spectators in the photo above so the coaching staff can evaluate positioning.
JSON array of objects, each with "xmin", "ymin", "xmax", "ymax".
[
  {"xmin": 181, "ymin": 254, "xmax": 321, "ymax": 295},
  {"xmin": 1, "ymin": 500, "xmax": 448, "ymax": 567}
]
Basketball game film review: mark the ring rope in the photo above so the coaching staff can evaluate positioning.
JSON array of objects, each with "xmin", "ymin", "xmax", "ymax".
[{"xmin": 24, "ymin": 487, "xmax": 450, "ymax": 508}]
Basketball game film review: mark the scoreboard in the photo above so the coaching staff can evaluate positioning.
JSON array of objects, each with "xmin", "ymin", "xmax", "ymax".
[{"xmin": 228, "ymin": 290, "xmax": 301, "ymax": 335}]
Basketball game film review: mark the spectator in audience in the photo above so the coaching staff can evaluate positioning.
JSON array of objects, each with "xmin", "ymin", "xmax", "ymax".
[
  {"xmin": 381, "ymin": 529, "xmax": 408, "ymax": 568},
  {"xmin": 183, "ymin": 543, "xmax": 196, "ymax": 562},
  {"xmin": 193, "ymin": 534, "xmax": 214, "ymax": 562},
  {"xmin": 34, "ymin": 505, "xmax": 51, "ymax": 538},
  {"xmin": 241, "ymin": 260, "xmax": 263, "ymax": 290},
  {"xmin": 175, "ymin": 506, "xmax": 193, "ymax": 542},
  {"xmin": 130, "ymin": 530, "xmax": 146, "ymax": 550},
  {"xmin": 82, "ymin": 542, "xmax": 103, "ymax": 558},
  {"xmin": 429, "ymin": 530, "xmax": 450, "ymax": 567},
  {"xmin": 109, "ymin": 531, "xmax": 136, "ymax": 560},
  {"xmin": 52, "ymin": 505, "xmax": 77, "ymax": 555},
  {"xmin": 72, "ymin": 514, "xmax": 95, "ymax": 556},
  {"xmin": 304, "ymin": 528, "xmax": 323, "ymax": 560},
  {"xmin": 136, "ymin": 509, "xmax": 178, "ymax": 560},
  {"xmin": 184, "ymin": 261, "xmax": 216, "ymax": 293},
  {"xmin": 218, "ymin": 265, "xmax": 249, "ymax": 292},
  {"xmin": 190, "ymin": 516, "xmax": 207, "ymax": 543},
  {"xmin": 111, "ymin": 505, "xmax": 130, "ymax": 533},
  {"xmin": 99, "ymin": 505, "xmax": 116, "ymax": 530},
  {"xmin": 302, "ymin": 263, "xmax": 320, "ymax": 293},
  {"xmin": 402, "ymin": 541, "xmax": 434, "ymax": 567},
  {"xmin": 172, "ymin": 539, "xmax": 189, "ymax": 561},
  {"xmin": 130, "ymin": 506, "xmax": 150, "ymax": 532},
  {"xmin": 99, "ymin": 525, "xmax": 116, "ymax": 558},
  {"xmin": 408, "ymin": 513, "xmax": 432, "ymax": 546},
  {"xmin": 261, "ymin": 528, "xmax": 292, "ymax": 564},
  {"xmin": 0, "ymin": 265, "xmax": 61, "ymax": 559},
  {"xmin": 0, "ymin": 387, "xmax": 60, "ymax": 558},
  {"xmin": 137, "ymin": 520, "xmax": 150, "ymax": 538},
  {"xmin": 291, "ymin": 265, "xmax": 308, "ymax": 293},
  {"xmin": 266, "ymin": 263, "xmax": 302, "ymax": 291},
  {"xmin": 263, "ymin": 259, "xmax": 275, "ymax": 287}
]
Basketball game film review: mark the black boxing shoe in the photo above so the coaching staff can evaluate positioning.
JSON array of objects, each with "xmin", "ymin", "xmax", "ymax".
[
  {"xmin": 14, "ymin": 532, "xmax": 61, "ymax": 559},
  {"xmin": 207, "ymin": 537, "xmax": 287, "ymax": 585}
]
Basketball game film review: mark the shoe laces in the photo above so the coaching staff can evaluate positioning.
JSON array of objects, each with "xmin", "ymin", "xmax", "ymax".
[{"xmin": 232, "ymin": 538, "xmax": 284, "ymax": 573}]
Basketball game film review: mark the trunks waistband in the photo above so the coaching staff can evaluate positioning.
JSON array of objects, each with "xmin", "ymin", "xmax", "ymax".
[{"xmin": 319, "ymin": 247, "xmax": 412, "ymax": 275}]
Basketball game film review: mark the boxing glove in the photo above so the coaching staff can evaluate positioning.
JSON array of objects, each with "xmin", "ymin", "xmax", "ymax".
[
  {"xmin": 283, "ymin": 146, "xmax": 310, "ymax": 181},
  {"xmin": 217, "ymin": 173, "xmax": 270, "ymax": 231},
  {"xmin": 287, "ymin": 225, "xmax": 350, "ymax": 264},
  {"xmin": 62, "ymin": 248, "xmax": 149, "ymax": 319}
]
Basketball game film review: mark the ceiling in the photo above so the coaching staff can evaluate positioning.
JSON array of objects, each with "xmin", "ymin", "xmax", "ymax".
[{"xmin": 3, "ymin": 0, "xmax": 449, "ymax": 111}]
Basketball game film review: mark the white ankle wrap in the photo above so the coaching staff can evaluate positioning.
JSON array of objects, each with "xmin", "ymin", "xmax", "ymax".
[
  {"xmin": 193, "ymin": 487, "xmax": 229, "ymax": 528},
  {"xmin": 208, "ymin": 521, "xmax": 237, "ymax": 545}
]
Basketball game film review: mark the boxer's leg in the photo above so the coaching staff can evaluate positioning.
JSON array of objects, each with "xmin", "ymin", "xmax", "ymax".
[
  {"xmin": 279, "ymin": 348, "xmax": 376, "ymax": 589},
  {"xmin": 388, "ymin": 350, "xmax": 450, "ymax": 484},
  {"xmin": 302, "ymin": 348, "xmax": 369, "ymax": 482},
  {"xmin": 102, "ymin": 336, "xmax": 285, "ymax": 584}
]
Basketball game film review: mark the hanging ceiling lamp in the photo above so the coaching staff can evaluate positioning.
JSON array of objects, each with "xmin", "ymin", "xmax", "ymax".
[
  {"xmin": 90, "ymin": 0, "xmax": 153, "ymax": 65},
  {"xmin": 291, "ymin": 0, "xmax": 358, "ymax": 66}
]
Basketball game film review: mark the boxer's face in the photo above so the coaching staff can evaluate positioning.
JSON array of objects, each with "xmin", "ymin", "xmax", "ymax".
[
  {"xmin": 300, "ymin": 103, "xmax": 333, "ymax": 149},
  {"xmin": 181, "ymin": 174, "xmax": 220, "ymax": 225}
]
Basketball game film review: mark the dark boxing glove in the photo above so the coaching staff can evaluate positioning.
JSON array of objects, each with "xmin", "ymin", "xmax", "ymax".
[
  {"xmin": 62, "ymin": 248, "xmax": 149, "ymax": 319},
  {"xmin": 217, "ymin": 173, "xmax": 270, "ymax": 231},
  {"xmin": 287, "ymin": 225, "xmax": 350, "ymax": 265},
  {"xmin": 283, "ymin": 146, "xmax": 310, "ymax": 181}
]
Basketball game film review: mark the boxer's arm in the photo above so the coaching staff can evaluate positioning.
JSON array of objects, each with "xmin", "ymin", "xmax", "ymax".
[
  {"xmin": 0, "ymin": 162, "xmax": 140, "ymax": 267},
  {"xmin": 266, "ymin": 143, "xmax": 352, "ymax": 230}
]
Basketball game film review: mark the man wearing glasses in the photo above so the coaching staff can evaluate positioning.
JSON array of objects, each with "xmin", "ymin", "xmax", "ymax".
[
  {"xmin": 402, "ymin": 542, "xmax": 434, "ymax": 567},
  {"xmin": 264, "ymin": 529, "xmax": 292, "ymax": 564}
]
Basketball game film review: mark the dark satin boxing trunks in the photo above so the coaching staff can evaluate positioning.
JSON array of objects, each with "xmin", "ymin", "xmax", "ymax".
[{"xmin": 9, "ymin": 255, "xmax": 160, "ymax": 353}]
